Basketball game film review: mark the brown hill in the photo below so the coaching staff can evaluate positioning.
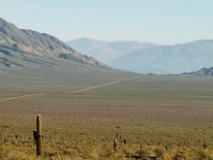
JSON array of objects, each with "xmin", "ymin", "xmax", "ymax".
[{"xmin": 0, "ymin": 17, "xmax": 105, "ymax": 67}]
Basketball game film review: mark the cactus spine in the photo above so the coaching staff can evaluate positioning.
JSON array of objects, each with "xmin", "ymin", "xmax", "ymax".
[{"xmin": 33, "ymin": 114, "xmax": 42, "ymax": 156}]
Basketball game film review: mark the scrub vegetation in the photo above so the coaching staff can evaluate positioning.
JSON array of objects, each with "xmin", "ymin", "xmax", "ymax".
[{"xmin": 0, "ymin": 74, "xmax": 213, "ymax": 159}]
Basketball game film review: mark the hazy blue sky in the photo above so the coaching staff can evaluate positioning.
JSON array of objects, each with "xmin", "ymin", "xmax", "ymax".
[{"xmin": 0, "ymin": 0, "xmax": 212, "ymax": 44}]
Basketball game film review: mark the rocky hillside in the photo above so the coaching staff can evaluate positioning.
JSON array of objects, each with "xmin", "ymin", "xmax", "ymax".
[{"xmin": 0, "ymin": 17, "xmax": 105, "ymax": 67}]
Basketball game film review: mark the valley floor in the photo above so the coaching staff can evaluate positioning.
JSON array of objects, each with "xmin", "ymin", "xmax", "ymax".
[{"xmin": 0, "ymin": 74, "xmax": 213, "ymax": 159}]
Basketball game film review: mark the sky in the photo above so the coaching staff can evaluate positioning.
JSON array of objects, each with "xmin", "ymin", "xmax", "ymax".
[{"xmin": 0, "ymin": 0, "xmax": 213, "ymax": 44}]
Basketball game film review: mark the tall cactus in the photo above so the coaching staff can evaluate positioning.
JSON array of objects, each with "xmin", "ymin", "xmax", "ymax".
[
  {"xmin": 33, "ymin": 114, "xmax": 42, "ymax": 156},
  {"xmin": 113, "ymin": 138, "xmax": 118, "ymax": 151}
]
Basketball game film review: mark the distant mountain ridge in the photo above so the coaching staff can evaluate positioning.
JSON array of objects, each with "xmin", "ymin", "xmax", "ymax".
[
  {"xmin": 67, "ymin": 38, "xmax": 213, "ymax": 74},
  {"xmin": 0, "ymin": 17, "xmax": 105, "ymax": 68},
  {"xmin": 110, "ymin": 40, "xmax": 213, "ymax": 74},
  {"xmin": 67, "ymin": 38, "xmax": 157, "ymax": 64},
  {"xmin": 184, "ymin": 67, "xmax": 213, "ymax": 76}
]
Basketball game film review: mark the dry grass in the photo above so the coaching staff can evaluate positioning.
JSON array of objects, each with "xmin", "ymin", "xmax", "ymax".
[{"xmin": 0, "ymin": 75, "xmax": 213, "ymax": 159}]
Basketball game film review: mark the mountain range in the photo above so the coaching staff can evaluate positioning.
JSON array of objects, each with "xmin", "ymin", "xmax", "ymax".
[
  {"xmin": 184, "ymin": 67, "xmax": 213, "ymax": 76},
  {"xmin": 68, "ymin": 38, "xmax": 213, "ymax": 74},
  {"xmin": 67, "ymin": 38, "xmax": 157, "ymax": 64},
  {"xmin": 110, "ymin": 40, "xmax": 213, "ymax": 74},
  {"xmin": 1, "ymin": 17, "xmax": 213, "ymax": 76},
  {"xmin": 0, "ymin": 17, "xmax": 105, "ymax": 71}
]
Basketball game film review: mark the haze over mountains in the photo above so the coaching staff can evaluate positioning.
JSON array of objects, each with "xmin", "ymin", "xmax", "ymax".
[
  {"xmin": 68, "ymin": 38, "xmax": 213, "ymax": 74},
  {"xmin": 67, "ymin": 38, "xmax": 157, "ymax": 64},
  {"xmin": 1, "ymin": 17, "xmax": 213, "ymax": 76},
  {"xmin": 110, "ymin": 40, "xmax": 213, "ymax": 74},
  {"xmin": 185, "ymin": 67, "xmax": 213, "ymax": 76}
]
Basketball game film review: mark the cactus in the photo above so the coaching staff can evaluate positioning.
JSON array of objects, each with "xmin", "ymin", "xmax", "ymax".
[
  {"xmin": 33, "ymin": 114, "xmax": 42, "ymax": 156},
  {"xmin": 123, "ymin": 136, "xmax": 127, "ymax": 145},
  {"xmin": 114, "ymin": 138, "xmax": 118, "ymax": 151}
]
